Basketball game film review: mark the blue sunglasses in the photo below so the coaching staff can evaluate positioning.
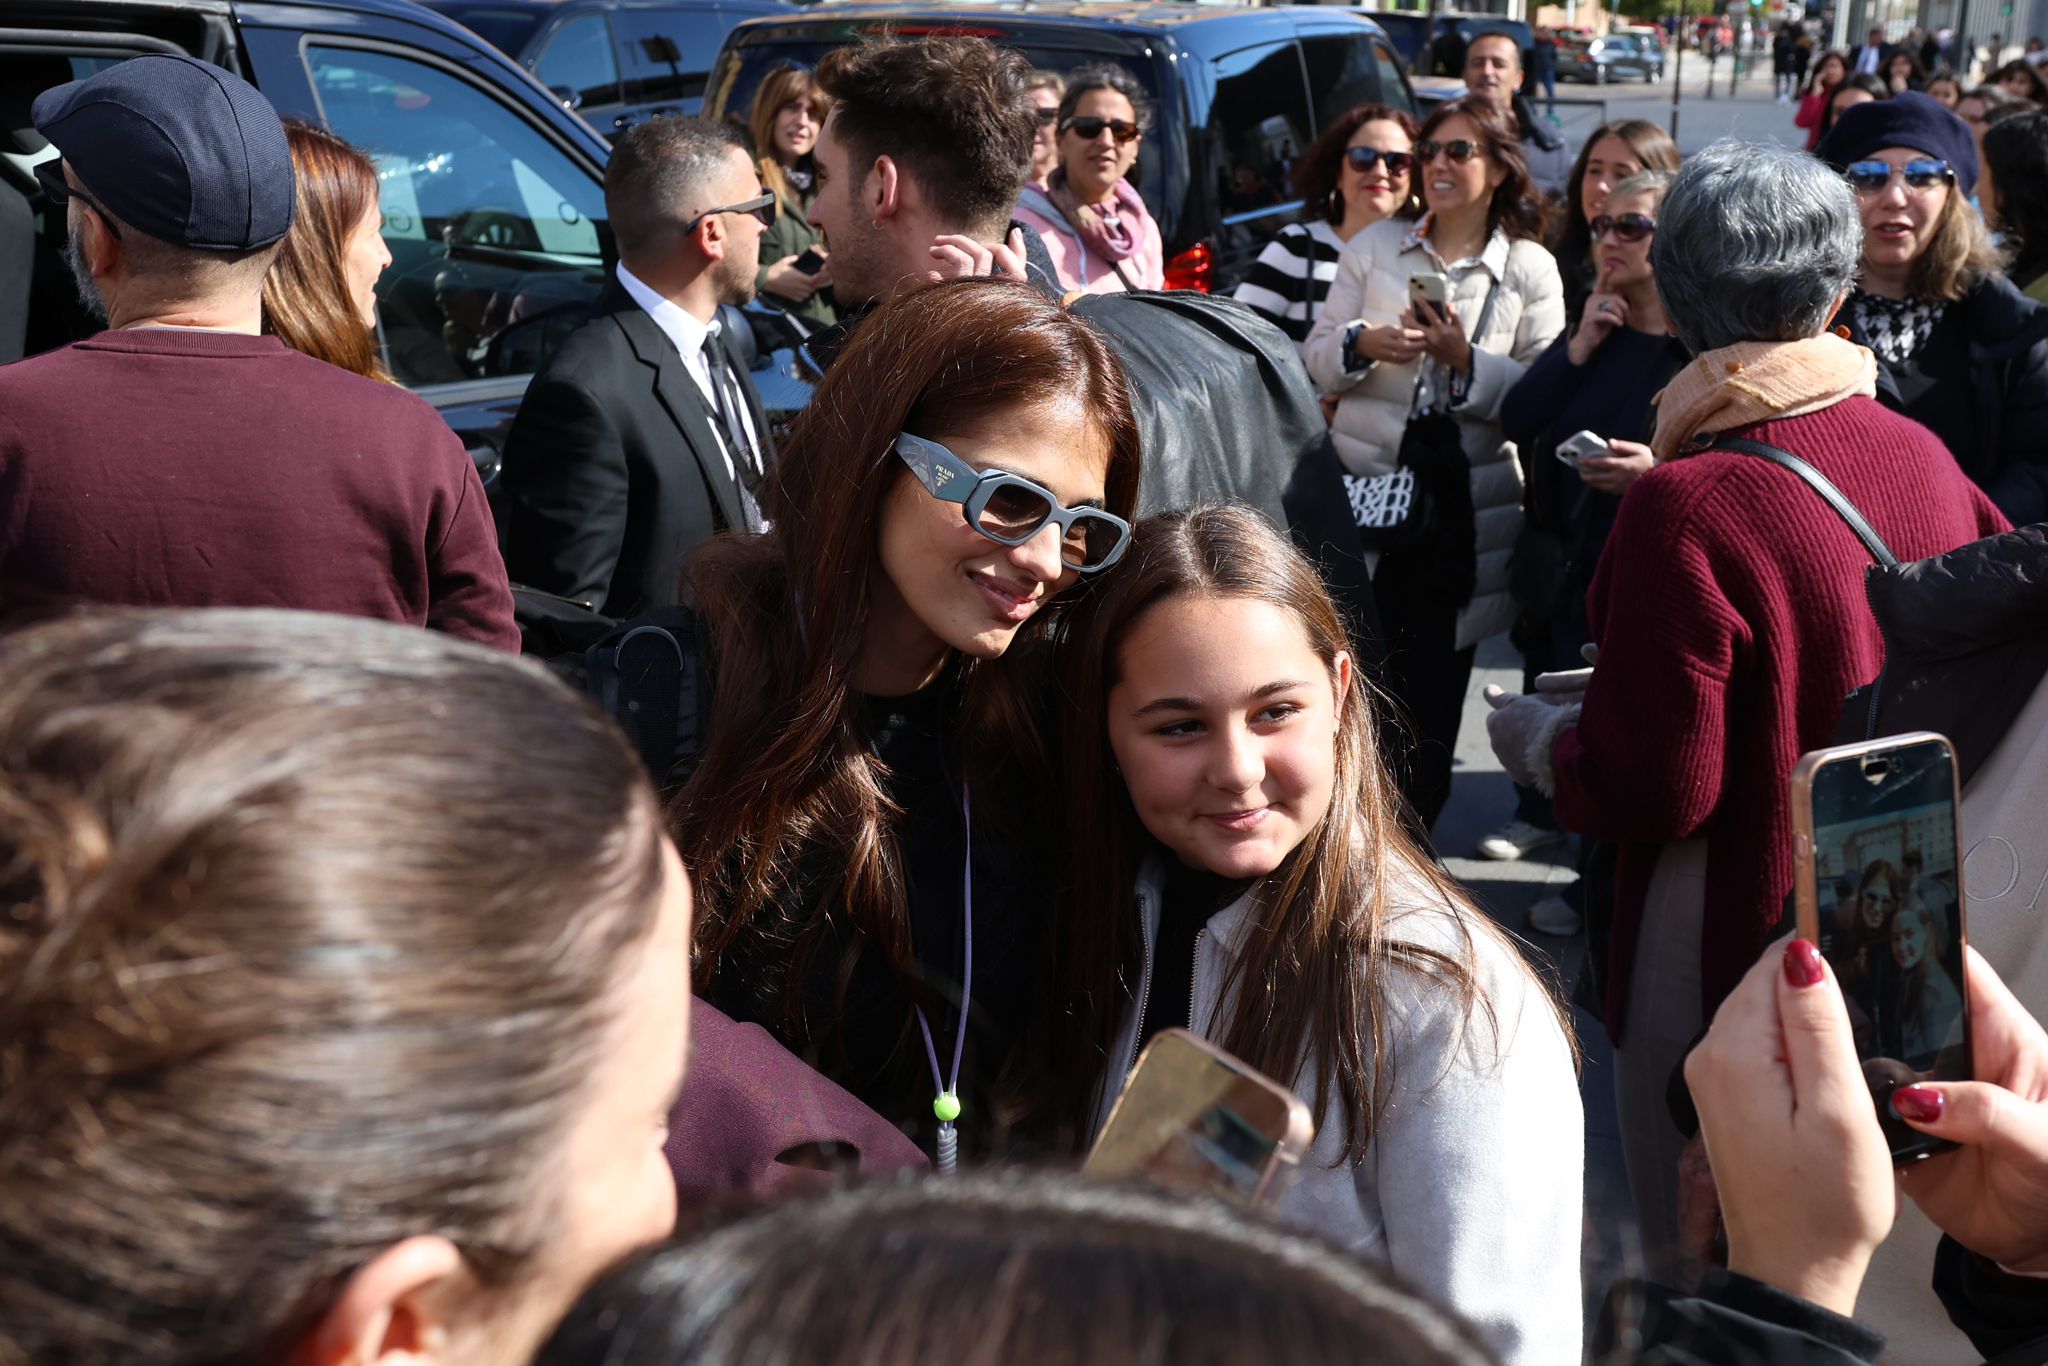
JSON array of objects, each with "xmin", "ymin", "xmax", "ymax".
[{"xmin": 894, "ymin": 433, "xmax": 1131, "ymax": 572}]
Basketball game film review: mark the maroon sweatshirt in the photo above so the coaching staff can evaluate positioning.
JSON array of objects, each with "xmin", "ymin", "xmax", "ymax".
[
  {"xmin": 0, "ymin": 329, "xmax": 516, "ymax": 650},
  {"xmin": 1551, "ymin": 397, "xmax": 2008, "ymax": 1034}
]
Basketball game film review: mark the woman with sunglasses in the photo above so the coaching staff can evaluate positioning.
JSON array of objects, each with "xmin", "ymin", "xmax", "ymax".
[
  {"xmin": 1549, "ymin": 119, "xmax": 1680, "ymax": 326},
  {"xmin": 1303, "ymin": 95, "xmax": 1564, "ymax": 833},
  {"xmin": 1233, "ymin": 104, "xmax": 1419, "ymax": 347},
  {"xmin": 748, "ymin": 64, "xmax": 837, "ymax": 327},
  {"xmin": 1014, "ymin": 64, "xmax": 1164, "ymax": 295},
  {"xmin": 676, "ymin": 278, "xmax": 1141, "ymax": 1165},
  {"xmin": 1491, "ymin": 170, "xmax": 1684, "ymax": 935},
  {"xmin": 1023, "ymin": 69, "xmax": 1065, "ymax": 191},
  {"xmin": 1819, "ymin": 93, "xmax": 2048, "ymax": 524}
]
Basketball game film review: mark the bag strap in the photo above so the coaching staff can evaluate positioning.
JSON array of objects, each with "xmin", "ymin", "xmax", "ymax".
[
  {"xmin": 1409, "ymin": 270, "xmax": 1506, "ymax": 416},
  {"xmin": 1709, "ymin": 437, "xmax": 1900, "ymax": 568}
]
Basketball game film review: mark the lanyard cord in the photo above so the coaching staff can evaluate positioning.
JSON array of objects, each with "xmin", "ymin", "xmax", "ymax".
[{"xmin": 913, "ymin": 781, "xmax": 973, "ymax": 1174}]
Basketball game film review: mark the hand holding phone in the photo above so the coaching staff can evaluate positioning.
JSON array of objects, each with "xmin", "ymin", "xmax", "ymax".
[
  {"xmin": 1083, "ymin": 1029, "xmax": 1312, "ymax": 1206},
  {"xmin": 1408, "ymin": 270, "xmax": 1449, "ymax": 308},
  {"xmin": 1555, "ymin": 429, "xmax": 1610, "ymax": 467},
  {"xmin": 793, "ymin": 247, "xmax": 826, "ymax": 274}
]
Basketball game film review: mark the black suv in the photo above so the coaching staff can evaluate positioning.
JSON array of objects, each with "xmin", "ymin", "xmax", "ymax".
[
  {"xmin": 705, "ymin": 2, "xmax": 1418, "ymax": 292},
  {"xmin": 423, "ymin": 0, "xmax": 793, "ymax": 132}
]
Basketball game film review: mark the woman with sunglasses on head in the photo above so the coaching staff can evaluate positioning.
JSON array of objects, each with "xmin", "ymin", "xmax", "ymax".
[
  {"xmin": 1014, "ymin": 64, "xmax": 1164, "ymax": 295},
  {"xmin": 1053, "ymin": 505, "xmax": 1582, "ymax": 1365},
  {"xmin": 748, "ymin": 64, "xmax": 837, "ymax": 328},
  {"xmin": 1233, "ymin": 104, "xmax": 1419, "ymax": 347},
  {"xmin": 1819, "ymin": 93, "xmax": 2048, "ymax": 524},
  {"xmin": 676, "ymin": 278, "xmax": 1141, "ymax": 1164},
  {"xmin": 1304, "ymin": 95, "xmax": 1564, "ymax": 834},
  {"xmin": 1489, "ymin": 171, "xmax": 1684, "ymax": 933},
  {"xmin": 1548, "ymin": 119, "xmax": 1680, "ymax": 326}
]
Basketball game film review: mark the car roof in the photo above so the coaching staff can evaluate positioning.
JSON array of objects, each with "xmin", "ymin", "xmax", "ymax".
[
  {"xmin": 729, "ymin": 1, "xmax": 1391, "ymax": 50},
  {"xmin": 417, "ymin": 0, "xmax": 791, "ymax": 11}
]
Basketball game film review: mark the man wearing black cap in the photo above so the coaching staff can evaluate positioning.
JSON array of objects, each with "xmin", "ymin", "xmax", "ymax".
[{"xmin": 0, "ymin": 54, "xmax": 516, "ymax": 649}]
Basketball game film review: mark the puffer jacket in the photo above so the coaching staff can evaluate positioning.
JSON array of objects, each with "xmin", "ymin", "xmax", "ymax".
[{"xmin": 1304, "ymin": 216, "xmax": 1565, "ymax": 647}]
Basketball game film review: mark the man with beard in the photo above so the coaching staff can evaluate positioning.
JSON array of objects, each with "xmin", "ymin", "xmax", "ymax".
[
  {"xmin": 501, "ymin": 118, "xmax": 775, "ymax": 616},
  {"xmin": 0, "ymin": 55, "xmax": 515, "ymax": 647}
]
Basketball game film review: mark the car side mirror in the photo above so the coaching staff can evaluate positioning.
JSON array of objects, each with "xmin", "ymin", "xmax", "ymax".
[{"xmin": 548, "ymin": 84, "xmax": 583, "ymax": 111}]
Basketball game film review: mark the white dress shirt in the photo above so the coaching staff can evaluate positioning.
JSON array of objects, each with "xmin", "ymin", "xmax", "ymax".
[
  {"xmin": 1855, "ymin": 42, "xmax": 1884, "ymax": 73},
  {"xmin": 615, "ymin": 263, "xmax": 761, "ymax": 484}
]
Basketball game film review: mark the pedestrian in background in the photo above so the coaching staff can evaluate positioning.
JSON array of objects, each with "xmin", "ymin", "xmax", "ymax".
[
  {"xmin": 748, "ymin": 64, "xmax": 837, "ymax": 327},
  {"xmin": 1981, "ymin": 108, "xmax": 2048, "ymax": 300},
  {"xmin": 1024, "ymin": 68, "xmax": 1064, "ymax": 191},
  {"xmin": 1796, "ymin": 49, "xmax": 1850, "ymax": 148},
  {"xmin": 262, "ymin": 119, "xmax": 392, "ymax": 381},
  {"xmin": 1549, "ymin": 118, "xmax": 1680, "ymax": 324}
]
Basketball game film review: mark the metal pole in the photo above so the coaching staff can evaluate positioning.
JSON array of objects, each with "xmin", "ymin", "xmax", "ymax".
[
  {"xmin": 1672, "ymin": 0, "xmax": 1687, "ymax": 134},
  {"xmin": 1730, "ymin": 24, "xmax": 1742, "ymax": 95}
]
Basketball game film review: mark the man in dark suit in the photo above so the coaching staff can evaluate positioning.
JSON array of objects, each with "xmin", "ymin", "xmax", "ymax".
[
  {"xmin": 502, "ymin": 118, "xmax": 773, "ymax": 616},
  {"xmin": 1852, "ymin": 26, "xmax": 1893, "ymax": 76}
]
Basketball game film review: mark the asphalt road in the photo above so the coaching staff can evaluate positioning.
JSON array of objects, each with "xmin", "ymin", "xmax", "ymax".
[{"xmin": 1535, "ymin": 54, "xmax": 1813, "ymax": 155}]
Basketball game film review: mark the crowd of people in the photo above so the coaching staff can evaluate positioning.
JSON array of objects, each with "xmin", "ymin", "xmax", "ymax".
[{"xmin": 2, "ymin": 26, "xmax": 2048, "ymax": 1366}]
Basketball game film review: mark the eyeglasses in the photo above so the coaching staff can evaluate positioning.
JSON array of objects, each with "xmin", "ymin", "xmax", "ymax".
[
  {"xmin": 1415, "ymin": 138, "xmax": 1484, "ymax": 165},
  {"xmin": 34, "ymin": 159, "xmax": 122, "ymax": 239},
  {"xmin": 1060, "ymin": 115, "xmax": 1142, "ymax": 145},
  {"xmin": 894, "ymin": 433, "xmax": 1131, "ymax": 572},
  {"xmin": 1033, "ymin": 106, "xmax": 1060, "ymax": 125},
  {"xmin": 681, "ymin": 190, "xmax": 777, "ymax": 236},
  {"xmin": 1589, "ymin": 211, "xmax": 1657, "ymax": 243},
  {"xmin": 1343, "ymin": 146, "xmax": 1416, "ymax": 176},
  {"xmin": 1842, "ymin": 159, "xmax": 1954, "ymax": 194}
]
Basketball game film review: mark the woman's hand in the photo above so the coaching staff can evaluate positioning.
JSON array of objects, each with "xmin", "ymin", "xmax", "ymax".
[
  {"xmin": 1351, "ymin": 322, "xmax": 1427, "ymax": 366},
  {"xmin": 761, "ymin": 253, "xmax": 829, "ymax": 302},
  {"xmin": 1568, "ymin": 290, "xmax": 1630, "ymax": 366},
  {"xmin": 1409, "ymin": 297, "xmax": 1473, "ymax": 373},
  {"xmin": 1686, "ymin": 939, "xmax": 1896, "ymax": 1317},
  {"xmin": 1576, "ymin": 438, "xmax": 1656, "ymax": 495},
  {"xmin": 1895, "ymin": 947, "xmax": 2048, "ymax": 1273},
  {"xmin": 926, "ymin": 228, "xmax": 1027, "ymax": 284}
]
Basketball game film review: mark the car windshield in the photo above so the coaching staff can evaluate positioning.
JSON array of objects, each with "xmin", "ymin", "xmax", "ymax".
[
  {"xmin": 424, "ymin": 4, "xmax": 544, "ymax": 57},
  {"xmin": 709, "ymin": 34, "xmax": 1166, "ymax": 224}
]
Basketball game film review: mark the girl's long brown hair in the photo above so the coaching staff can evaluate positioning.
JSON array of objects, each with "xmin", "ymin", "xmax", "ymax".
[
  {"xmin": 263, "ymin": 119, "xmax": 391, "ymax": 382},
  {"xmin": 674, "ymin": 279, "xmax": 1141, "ymax": 1056},
  {"xmin": 749, "ymin": 65, "xmax": 830, "ymax": 214},
  {"xmin": 1054, "ymin": 506, "xmax": 1568, "ymax": 1160}
]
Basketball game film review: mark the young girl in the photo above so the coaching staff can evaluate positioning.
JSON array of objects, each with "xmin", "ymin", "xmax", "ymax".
[
  {"xmin": 1055, "ymin": 505, "xmax": 1583, "ymax": 1365},
  {"xmin": 677, "ymin": 279, "xmax": 1142, "ymax": 1161}
]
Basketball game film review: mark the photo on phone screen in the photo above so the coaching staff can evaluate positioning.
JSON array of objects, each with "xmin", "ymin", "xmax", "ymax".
[{"xmin": 1795, "ymin": 734, "xmax": 1971, "ymax": 1159}]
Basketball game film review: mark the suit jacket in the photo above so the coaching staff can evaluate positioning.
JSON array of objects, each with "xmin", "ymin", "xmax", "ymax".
[{"xmin": 501, "ymin": 283, "xmax": 771, "ymax": 616}]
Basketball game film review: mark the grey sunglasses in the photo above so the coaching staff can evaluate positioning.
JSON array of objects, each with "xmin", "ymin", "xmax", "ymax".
[{"xmin": 894, "ymin": 432, "xmax": 1131, "ymax": 572}]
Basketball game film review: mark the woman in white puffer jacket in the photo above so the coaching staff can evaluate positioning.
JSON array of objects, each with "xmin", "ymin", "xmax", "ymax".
[{"xmin": 1305, "ymin": 96, "xmax": 1564, "ymax": 831}]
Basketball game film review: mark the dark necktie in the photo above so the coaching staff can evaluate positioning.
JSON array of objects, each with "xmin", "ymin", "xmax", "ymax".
[{"xmin": 700, "ymin": 334, "xmax": 764, "ymax": 532}]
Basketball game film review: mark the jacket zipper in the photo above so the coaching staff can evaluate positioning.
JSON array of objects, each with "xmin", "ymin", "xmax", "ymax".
[
  {"xmin": 1119, "ymin": 891, "xmax": 1155, "ymax": 1084},
  {"xmin": 1189, "ymin": 926, "xmax": 1209, "ymax": 1032}
]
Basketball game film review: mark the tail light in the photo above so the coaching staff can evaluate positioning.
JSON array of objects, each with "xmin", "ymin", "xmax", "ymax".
[{"xmin": 1163, "ymin": 242, "xmax": 1214, "ymax": 293}]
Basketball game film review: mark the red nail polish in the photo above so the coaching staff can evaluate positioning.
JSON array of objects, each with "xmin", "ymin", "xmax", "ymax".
[
  {"xmin": 1892, "ymin": 1086, "xmax": 1944, "ymax": 1124},
  {"xmin": 1784, "ymin": 938, "xmax": 1825, "ymax": 988}
]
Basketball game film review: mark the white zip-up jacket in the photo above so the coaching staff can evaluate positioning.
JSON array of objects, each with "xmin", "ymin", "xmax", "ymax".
[{"xmin": 1094, "ymin": 854, "xmax": 1584, "ymax": 1366}]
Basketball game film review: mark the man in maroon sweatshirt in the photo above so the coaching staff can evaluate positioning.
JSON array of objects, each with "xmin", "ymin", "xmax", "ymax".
[{"xmin": 0, "ymin": 55, "xmax": 515, "ymax": 650}]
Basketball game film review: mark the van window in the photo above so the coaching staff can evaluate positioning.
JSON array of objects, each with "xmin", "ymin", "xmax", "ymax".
[
  {"xmin": 614, "ymin": 7, "xmax": 727, "ymax": 108},
  {"xmin": 1299, "ymin": 33, "xmax": 1384, "ymax": 126},
  {"xmin": 307, "ymin": 45, "xmax": 609, "ymax": 389},
  {"xmin": 534, "ymin": 13, "xmax": 621, "ymax": 111},
  {"xmin": 1207, "ymin": 40, "xmax": 1312, "ymax": 217},
  {"xmin": 1372, "ymin": 43, "xmax": 1413, "ymax": 115}
]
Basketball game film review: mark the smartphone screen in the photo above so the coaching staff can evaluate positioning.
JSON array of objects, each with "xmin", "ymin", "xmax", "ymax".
[
  {"xmin": 1795, "ymin": 735, "xmax": 1970, "ymax": 1160},
  {"xmin": 1083, "ymin": 1029, "xmax": 1312, "ymax": 1204}
]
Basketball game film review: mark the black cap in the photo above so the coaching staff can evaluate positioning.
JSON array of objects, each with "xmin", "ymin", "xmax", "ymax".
[
  {"xmin": 31, "ymin": 53, "xmax": 295, "ymax": 251},
  {"xmin": 1816, "ymin": 90, "xmax": 1980, "ymax": 197}
]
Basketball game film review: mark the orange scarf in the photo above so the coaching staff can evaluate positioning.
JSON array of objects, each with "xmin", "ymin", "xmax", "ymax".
[{"xmin": 1650, "ymin": 332, "xmax": 1878, "ymax": 461}]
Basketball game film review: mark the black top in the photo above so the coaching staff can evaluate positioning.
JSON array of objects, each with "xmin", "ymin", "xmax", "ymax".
[
  {"xmin": 699, "ymin": 672, "xmax": 1052, "ymax": 1159},
  {"xmin": 1138, "ymin": 861, "xmax": 1250, "ymax": 1046}
]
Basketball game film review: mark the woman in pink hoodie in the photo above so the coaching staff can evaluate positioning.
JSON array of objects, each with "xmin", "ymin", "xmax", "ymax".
[{"xmin": 1015, "ymin": 64, "xmax": 1166, "ymax": 294}]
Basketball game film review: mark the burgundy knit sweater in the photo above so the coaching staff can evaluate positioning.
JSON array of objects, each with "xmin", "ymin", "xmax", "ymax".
[
  {"xmin": 0, "ymin": 329, "xmax": 516, "ymax": 650},
  {"xmin": 1551, "ymin": 397, "xmax": 2007, "ymax": 1035}
]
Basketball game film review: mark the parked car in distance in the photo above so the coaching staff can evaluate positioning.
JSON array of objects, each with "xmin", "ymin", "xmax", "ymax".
[
  {"xmin": 1613, "ymin": 23, "xmax": 1666, "ymax": 51},
  {"xmin": 1, "ymin": 0, "xmax": 806, "ymax": 518},
  {"xmin": 421, "ymin": 0, "xmax": 793, "ymax": 131},
  {"xmin": 1559, "ymin": 32, "xmax": 1663, "ymax": 82},
  {"xmin": 705, "ymin": 1, "xmax": 1417, "ymax": 293}
]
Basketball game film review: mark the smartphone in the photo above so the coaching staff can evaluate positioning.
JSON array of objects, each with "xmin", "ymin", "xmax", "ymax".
[
  {"xmin": 1408, "ymin": 271, "xmax": 1449, "ymax": 308},
  {"xmin": 1790, "ymin": 733, "xmax": 1972, "ymax": 1163},
  {"xmin": 793, "ymin": 247, "xmax": 826, "ymax": 274},
  {"xmin": 1555, "ymin": 429, "xmax": 1610, "ymax": 467},
  {"xmin": 1083, "ymin": 1029, "xmax": 1313, "ymax": 1205}
]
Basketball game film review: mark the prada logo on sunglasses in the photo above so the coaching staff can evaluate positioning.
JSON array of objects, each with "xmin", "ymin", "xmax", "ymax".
[{"xmin": 893, "ymin": 432, "xmax": 1133, "ymax": 572}]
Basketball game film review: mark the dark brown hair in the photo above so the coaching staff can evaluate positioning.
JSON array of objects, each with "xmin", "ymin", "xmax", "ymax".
[
  {"xmin": 0, "ymin": 610, "xmax": 667, "ymax": 1365},
  {"xmin": 1417, "ymin": 97, "xmax": 1544, "ymax": 243},
  {"xmin": 606, "ymin": 116, "xmax": 752, "ymax": 259},
  {"xmin": 1551, "ymin": 119, "xmax": 1681, "ymax": 297},
  {"xmin": 1291, "ymin": 103, "xmax": 1423, "ymax": 225},
  {"xmin": 675, "ymin": 279, "xmax": 1140, "ymax": 1069},
  {"xmin": 536, "ymin": 1173, "xmax": 1498, "ymax": 1365},
  {"xmin": 1053, "ymin": 507, "xmax": 1566, "ymax": 1160},
  {"xmin": 815, "ymin": 36, "xmax": 1037, "ymax": 237},
  {"xmin": 262, "ymin": 119, "xmax": 392, "ymax": 382}
]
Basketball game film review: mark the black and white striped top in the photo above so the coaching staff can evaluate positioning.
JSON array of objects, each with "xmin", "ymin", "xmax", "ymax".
[{"xmin": 1232, "ymin": 220, "xmax": 1350, "ymax": 344}]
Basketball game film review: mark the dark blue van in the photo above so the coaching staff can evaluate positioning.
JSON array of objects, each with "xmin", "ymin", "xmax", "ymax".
[{"xmin": 704, "ymin": 2, "xmax": 1418, "ymax": 291}]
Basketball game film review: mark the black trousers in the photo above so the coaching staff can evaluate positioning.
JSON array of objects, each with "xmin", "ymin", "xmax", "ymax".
[{"xmin": 1372, "ymin": 545, "xmax": 1478, "ymax": 841}]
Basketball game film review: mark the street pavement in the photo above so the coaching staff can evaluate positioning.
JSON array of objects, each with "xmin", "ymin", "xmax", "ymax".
[{"xmin": 1428, "ymin": 66, "xmax": 1805, "ymax": 1319}]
